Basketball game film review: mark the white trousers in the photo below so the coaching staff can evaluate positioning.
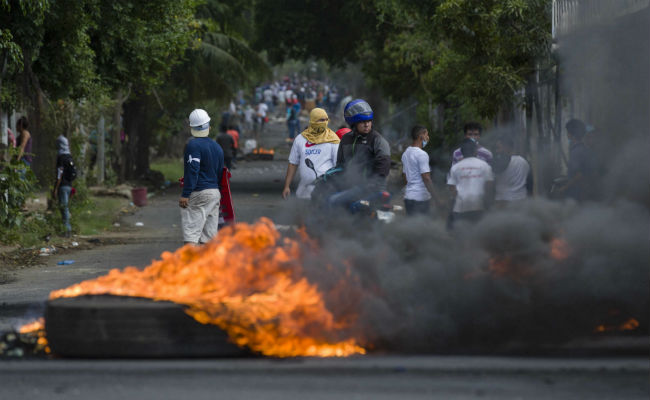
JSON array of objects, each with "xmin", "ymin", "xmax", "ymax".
[{"xmin": 181, "ymin": 188, "xmax": 221, "ymax": 244}]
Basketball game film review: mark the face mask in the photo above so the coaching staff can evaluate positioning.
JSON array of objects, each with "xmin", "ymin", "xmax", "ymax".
[
  {"xmin": 311, "ymin": 121, "xmax": 327, "ymax": 134},
  {"xmin": 421, "ymin": 140, "xmax": 428, "ymax": 147}
]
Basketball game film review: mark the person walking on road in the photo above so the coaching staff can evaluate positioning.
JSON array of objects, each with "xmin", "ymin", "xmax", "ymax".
[
  {"xmin": 180, "ymin": 109, "xmax": 225, "ymax": 245},
  {"xmin": 401, "ymin": 125, "xmax": 442, "ymax": 215},
  {"xmin": 225, "ymin": 125, "xmax": 240, "ymax": 167},
  {"xmin": 447, "ymin": 138, "xmax": 494, "ymax": 228},
  {"xmin": 286, "ymin": 99, "xmax": 301, "ymax": 142},
  {"xmin": 52, "ymin": 134, "xmax": 76, "ymax": 237},
  {"xmin": 282, "ymin": 108, "xmax": 340, "ymax": 200},
  {"xmin": 451, "ymin": 122, "xmax": 492, "ymax": 166},
  {"xmin": 216, "ymin": 128, "xmax": 235, "ymax": 170},
  {"xmin": 555, "ymin": 118, "xmax": 596, "ymax": 202},
  {"xmin": 16, "ymin": 116, "xmax": 33, "ymax": 167},
  {"xmin": 492, "ymin": 135, "xmax": 532, "ymax": 206}
]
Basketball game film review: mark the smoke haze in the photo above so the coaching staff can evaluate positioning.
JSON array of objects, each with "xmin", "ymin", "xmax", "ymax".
[{"xmin": 283, "ymin": 5, "xmax": 650, "ymax": 353}]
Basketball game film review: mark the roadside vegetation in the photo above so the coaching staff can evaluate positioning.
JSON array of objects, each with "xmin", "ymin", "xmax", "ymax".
[
  {"xmin": 0, "ymin": 169, "xmax": 129, "ymax": 248},
  {"xmin": 150, "ymin": 158, "xmax": 184, "ymax": 184}
]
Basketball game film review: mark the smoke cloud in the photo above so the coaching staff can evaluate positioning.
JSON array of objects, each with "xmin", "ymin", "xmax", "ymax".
[{"xmin": 281, "ymin": 5, "xmax": 650, "ymax": 353}]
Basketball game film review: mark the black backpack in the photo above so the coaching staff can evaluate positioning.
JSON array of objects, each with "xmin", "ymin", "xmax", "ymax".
[{"xmin": 61, "ymin": 154, "xmax": 77, "ymax": 182}]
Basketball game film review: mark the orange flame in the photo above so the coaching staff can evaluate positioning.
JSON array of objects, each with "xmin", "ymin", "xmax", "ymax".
[
  {"xmin": 253, "ymin": 147, "xmax": 275, "ymax": 155},
  {"xmin": 50, "ymin": 218, "xmax": 365, "ymax": 357},
  {"xmin": 19, "ymin": 318, "xmax": 45, "ymax": 334},
  {"xmin": 550, "ymin": 237, "xmax": 570, "ymax": 261},
  {"xmin": 18, "ymin": 318, "xmax": 51, "ymax": 354},
  {"xmin": 594, "ymin": 318, "xmax": 640, "ymax": 333}
]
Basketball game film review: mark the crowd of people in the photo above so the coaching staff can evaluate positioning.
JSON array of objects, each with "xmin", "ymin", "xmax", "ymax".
[
  {"xmin": 218, "ymin": 77, "xmax": 349, "ymax": 147},
  {"xmin": 4, "ymin": 92, "xmax": 595, "ymax": 243},
  {"xmin": 179, "ymin": 96, "xmax": 598, "ymax": 244},
  {"xmin": 277, "ymin": 98, "xmax": 597, "ymax": 230}
]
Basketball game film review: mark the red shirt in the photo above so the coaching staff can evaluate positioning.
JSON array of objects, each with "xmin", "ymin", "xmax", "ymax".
[{"xmin": 226, "ymin": 129, "xmax": 239, "ymax": 149}]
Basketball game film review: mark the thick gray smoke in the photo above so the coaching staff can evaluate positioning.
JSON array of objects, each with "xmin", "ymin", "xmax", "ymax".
[
  {"xmin": 281, "ymin": 5, "xmax": 650, "ymax": 353},
  {"xmin": 296, "ymin": 198, "xmax": 648, "ymax": 352}
]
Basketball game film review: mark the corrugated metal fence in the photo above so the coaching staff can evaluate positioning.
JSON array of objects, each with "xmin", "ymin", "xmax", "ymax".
[{"xmin": 553, "ymin": 0, "xmax": 649, "ymax": 37}]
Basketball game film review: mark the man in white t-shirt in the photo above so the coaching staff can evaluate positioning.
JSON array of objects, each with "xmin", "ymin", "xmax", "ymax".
[
  {"xmin": 256, "ymin": 102, "xmax": 269, "ymax": 137},
  {"xmin": 401, "ymin": 125, "xmax": 442, "ymax": 215},
  {"xmin": 282, "ymin": 108, "xmax": 340, "ymax": 200},
  {"xmin": 447, "ymin": 138, "xmax": 494, "ymax": 227},
  {"xmin": 493, "ymin": 135, "xmax": 532, "ymax": 205}
]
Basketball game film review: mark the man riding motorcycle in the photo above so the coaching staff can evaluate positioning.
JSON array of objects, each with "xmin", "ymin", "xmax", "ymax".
[{"xmin": 325, "ymin": 99, "xmax": 391, "ymax": 208}]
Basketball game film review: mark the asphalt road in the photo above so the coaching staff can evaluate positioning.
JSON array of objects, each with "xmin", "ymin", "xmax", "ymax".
[
  {"xmin": 1, "ymin": 118, "xmax": 648, "ymax": 399},
  {"xmin": 0, "ymin": 357, "xmax": 647, "ymax": 400}
]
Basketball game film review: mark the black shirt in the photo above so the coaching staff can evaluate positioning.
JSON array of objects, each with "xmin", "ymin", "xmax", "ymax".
[
  {"xmin": 216, "ymin": 133, "xmax": 235, "ymax": 159},
  {"xmin": 56, "ymin": 154, "xmax": 73, "ymax": 187}
]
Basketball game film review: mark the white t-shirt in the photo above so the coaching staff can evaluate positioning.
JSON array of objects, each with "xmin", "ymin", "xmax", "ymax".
[
  {"xmin": 401, "ymin": 146, "xmax": 431, "ymax": 201},
  {"xmin": 257, "ymin": 103, "xmax": 268, "ymax": 117},
  {"xmin": 263, "ymin": 89, "xmax": 273, "ymax": 102},
  {"xmin": 495, "ymin": 155, "xmax": 530, "ymax": 201},
  {"xmin": 244, "ymin": 107, "xmax": 254, "ymax": 122},
  {"xmin": 288, "ymin": 135, "xmax": 339, "ymax": 199},
  {"xmin": 447, "ymin": 157, "xmax": 494, "ymax": 212}
]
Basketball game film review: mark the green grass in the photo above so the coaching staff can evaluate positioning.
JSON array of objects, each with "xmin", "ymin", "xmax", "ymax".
[
  {"xmin": 75, "ymin": 196, "xmax": 129, "ymax": 235},
  {"xmin": 151, "ymin": 158, "xmax": 184, "ymax": 182}
]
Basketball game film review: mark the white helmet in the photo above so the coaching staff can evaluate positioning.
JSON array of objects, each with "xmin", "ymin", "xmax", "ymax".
[{"xmin": 188, "ymin": 109, "xmax": 211, "ymax": 137}]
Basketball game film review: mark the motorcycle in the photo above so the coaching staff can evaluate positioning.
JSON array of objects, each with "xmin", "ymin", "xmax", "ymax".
[{"xmin": 305, "ymin": 159, "xmax": 396, "ymax": 223}]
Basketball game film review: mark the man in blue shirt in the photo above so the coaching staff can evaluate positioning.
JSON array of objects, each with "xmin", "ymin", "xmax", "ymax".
[{"xmin": 180, "ymin": 109, "xmax": 225, "ymax": 244}]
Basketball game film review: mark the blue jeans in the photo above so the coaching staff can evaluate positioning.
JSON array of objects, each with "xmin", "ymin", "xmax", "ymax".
[
  {"xmin": 58, "ymin": 185, "xmax": 72, "ymax": 233},
  {"xmin": 287, "ymin": 119, "xmax": 299, "ymax": 139},
  {"xmin": 327, "ymin": 186, "xmax": 365, "ymax": 209},
  {"xmin": 18, "ymin": 159, "xmax": 31, "ymax": 180}
]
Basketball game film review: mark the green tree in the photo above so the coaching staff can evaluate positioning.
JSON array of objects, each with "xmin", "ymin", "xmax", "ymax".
[
  {"xmin": 252, "ymin": 0, "xmax": 551, "ymax": 144},
  {"xmin": 85, "ymin": 0, "xmax": 198, "ymax": 180},
  {"xmin": 145, "ymin": 0, "xmax": 270, "ymax": 161}
]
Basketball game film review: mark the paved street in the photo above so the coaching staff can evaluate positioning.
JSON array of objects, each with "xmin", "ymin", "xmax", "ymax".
[{"xmin": 1, "ymin": 357, "xmax": 648, "ymax": 400}]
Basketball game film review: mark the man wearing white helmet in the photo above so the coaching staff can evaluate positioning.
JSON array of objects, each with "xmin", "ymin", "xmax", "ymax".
[{"xmin": 180, "ymin": 109, "xmax": 225, "ymax": 244}]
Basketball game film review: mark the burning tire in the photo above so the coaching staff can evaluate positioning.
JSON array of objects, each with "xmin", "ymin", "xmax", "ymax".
[{"xmin": 45, "ymin": 295, "xmax": 250, "ymax": 358}]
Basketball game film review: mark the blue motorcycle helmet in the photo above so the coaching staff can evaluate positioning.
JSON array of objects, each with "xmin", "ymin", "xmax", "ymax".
[{"xmin": 344, "ymin": 99, "xmax": 373, "ymax": 126}]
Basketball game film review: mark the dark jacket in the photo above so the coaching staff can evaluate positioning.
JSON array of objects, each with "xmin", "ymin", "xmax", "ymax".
[
  {"xmin": 216, "ymin": 132, "xmax": 235, "ymax": 159},
  {"xmin": 182, "ymin": 137, "xmax": 224, "ymax": 198},
  {"xmin": 335, "ymin": 129, "xmax": 391, "ymax": 191},
  {"xmin": 567, "ymin": 141, "xmax": 596, "ymax": 201}
]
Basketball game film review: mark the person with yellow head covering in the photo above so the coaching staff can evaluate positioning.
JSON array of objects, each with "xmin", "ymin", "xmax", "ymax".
[{"xmin": 282, "ymin": 108, "xmax": 340, "ymax": 200}]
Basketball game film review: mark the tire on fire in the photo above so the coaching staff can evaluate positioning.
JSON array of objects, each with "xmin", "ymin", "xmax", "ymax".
[{"xmin": 46, "ymin": 295, "xmax": 250, "ymax": 358}]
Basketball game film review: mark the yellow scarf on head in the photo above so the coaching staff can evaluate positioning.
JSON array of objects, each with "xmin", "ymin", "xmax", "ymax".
[{"xmin": 301, "ymin": 107, "xmax": 340, "ymax": 145}]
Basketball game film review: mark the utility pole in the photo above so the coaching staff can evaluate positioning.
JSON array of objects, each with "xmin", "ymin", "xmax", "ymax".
[{"xmin": 97, "ymin": 116, "xmax": 105, "ymax": 184}]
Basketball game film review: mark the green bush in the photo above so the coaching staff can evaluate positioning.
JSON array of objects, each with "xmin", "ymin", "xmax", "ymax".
[{"xmin": 0, "ymin": 148, "xmax": 39, "ymax": 241}]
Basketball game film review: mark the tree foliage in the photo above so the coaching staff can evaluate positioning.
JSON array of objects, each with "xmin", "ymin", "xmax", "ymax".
[
  {"xmin": 147, "ymin": 0, "xmax": 270, "ymax": 160},
  {"xmin": 88, "ymin": 0, "xmax": 198, "ymax": 93},
  {"xmin": 253, "ymin": 0, "xmax": 551, "ymax": 120},
  {"xmin": 0, "ymin": 0, "xmax": 201, "ymax": 182}
]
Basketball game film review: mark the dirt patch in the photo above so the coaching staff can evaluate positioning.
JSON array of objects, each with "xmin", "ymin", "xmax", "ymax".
[
  {"xmin": 0, "ymin": 237, "xmax": 131, "ymax": 274},
  {"xmin": 1, "ymin": 247, "xmax": 46, "ymax": 270}
]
